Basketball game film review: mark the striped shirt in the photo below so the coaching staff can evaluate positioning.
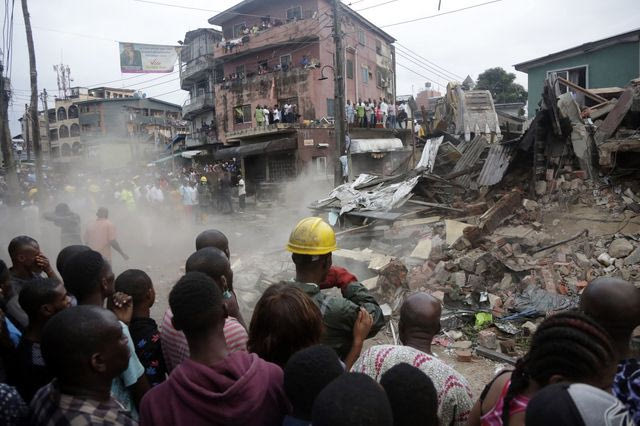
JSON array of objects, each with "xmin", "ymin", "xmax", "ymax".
[
  {"xmin": 353, "ymin": 345, "xmax": 473, "ymax": 426},
  {"xmin": 160, "ymin": 308, "xmax": 248, "ymax": 372}
]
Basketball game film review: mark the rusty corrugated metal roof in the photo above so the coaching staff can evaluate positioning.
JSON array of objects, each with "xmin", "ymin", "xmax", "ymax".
[
  {"xmin": 477, "ymin": 143, "xmax": 517, "ymax": 187},
  {"xmin": 451, "ymin": 135, "xmax": 489, "ymax": 187}
]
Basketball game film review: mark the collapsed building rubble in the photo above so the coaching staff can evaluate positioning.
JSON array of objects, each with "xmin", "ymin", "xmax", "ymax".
[{"xmin": 299, "ymin": 74, "xmax": 640, "ymax": 363}]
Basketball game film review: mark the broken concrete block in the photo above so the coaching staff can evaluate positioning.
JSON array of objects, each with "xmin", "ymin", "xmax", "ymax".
[
  {"xmin": 452, "ymin": 271, "xmax": 467, "ymax": 287},
  {"xmin": 480, "ymin": 191, "xmax": 523, "ymax": 233},
  {"xmin": 522, "ymin": 321, "xmax": 537, "ymax": 336},
  {"xmin": 488, "ymin": 293, "xmax": 502, "ymax": 309},
  {"xmin": 624, "ymin": 247, "xmax": 640, "ymax": 266},
  {"xmin": 362, "ymin": 277, "xmax": 379, "ymax": 291},
  {"xmin": 451, "ymin": 340, "xmax": 473, "ymax": 350},
  {"xmin": 445, "ymin": 330, "xmax": 463, "ymax": 340},
  {"xmin": 499, "ymin": 339, "xmax": 517, "ymax": 356},
  {"xmin": 522, "ymin": 199, "xmax": 539, "ymax": 211},
  {"xmin": 445, "ymin": 219, "xmax": 472, "ymax": 246},
  {"xmin": 609, "ymin": 238, "xmax": 634, "ymax": 258},
  {"xmin": 574, "ymin": 252, "xmax": 591, "ymax": 269},
  {"xmin": 380, "ymin": 303, "xmax": 392, "ymax": 319},
  {"xmin": 459, "ymin": 253, "xmax": 481, "ymax": 273},
  {"xmin": 477, "ymin": 329, "xmax": 498, "ymax": 349},
  {"xmin": 410, "ymin": 238, "xmax": 433, "ymax": 260},
  {"xmin": 467, "ymin": 274, "xmax": 485, "ymax": 289},
  {"xmin": 368, "ymin": 254, "xmax": 394, "ymax": 272},
  {"xmin": 377, "ymin": 259, "xmax": 408, "ymax": 293},
  {"xmin": 455, "ymin": 349, "xmax": 473, "ymax": 362},
  {"xmin": 535, "ymin": 180, "xmax": 548, "ymax": 196},
  {"xmin": 430, "ymin": 291, "xmax": 445, "ymax": 302},
  {"xmin": 598, "ymin": 252, "xmax": 615, "ymax": 266},
  {"xmin": 452, "ymin": 237, "xmax": 472, "ymax": 251}
]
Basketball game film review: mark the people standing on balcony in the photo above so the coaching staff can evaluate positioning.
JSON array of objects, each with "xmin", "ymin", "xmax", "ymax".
[
  {"xmin": 346, "ymin": 101, "xmax": 355, "ymax": 129},
  {"xmin": 375, "ymin": 103, "xmax": 383, "ymax": 128},
  {"xmin": 380, "ymin": 98, "xmax": 388, "ymax": 128},
  {"xmin": 388, "ymin": 101, "xmax": 397, "ymax": 129},
  {"xmin": 255, "ymin": 105, "xmax": 266, "ymax": 128},
  {"xmin": 397, "ymin": 102, "xmax": 408, "ymax": 129},
  {"xmin": 273, "ymin": 105, "xmax": 281, "ymax": 124},
  {"xmin": 364, "ymin": 100, "xmax": 372, "ymax": 128},
  {"xmin": 356, "ymin": 99, "xmax": 365, "ymax": 128},
  {"xmin": 284, "ymin": 103, "xmax": 293, "ymax": 124},
  {"xmin": 263, "ymin": 106, "xmax": 270, "ymax": 126}
]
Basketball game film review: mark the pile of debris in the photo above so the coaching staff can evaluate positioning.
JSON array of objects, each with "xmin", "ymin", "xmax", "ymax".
[{"xmin": 305, "ymin": 74, "xmax": 640, "ymax": 363}]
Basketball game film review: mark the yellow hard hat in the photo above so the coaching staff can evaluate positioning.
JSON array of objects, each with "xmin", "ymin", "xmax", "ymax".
[
  {"xmin": 286, "ymin": 217, "xmax": 337, "ymax": 255},
  {"xmin": 200, "ymin": 176, "xmax": 208, "ymax": 183}
]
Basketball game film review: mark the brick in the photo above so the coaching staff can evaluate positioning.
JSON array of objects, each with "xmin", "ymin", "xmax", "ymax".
[
  {"xmin": 477, "ymin": 330, "xmax": 498, "ymax": 350},
  {"xmin": 456, "ymin": 349, "xmax": 473, "ymax": 362},
  {"xmin": 499, "ymin": 339, "xmax": 517, "ymax": 356}
]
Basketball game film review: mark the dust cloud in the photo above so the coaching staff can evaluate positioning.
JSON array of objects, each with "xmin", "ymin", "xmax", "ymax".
[{"xmin": 0, "ymin": 154, "xmax": 334, "ymax": 320}]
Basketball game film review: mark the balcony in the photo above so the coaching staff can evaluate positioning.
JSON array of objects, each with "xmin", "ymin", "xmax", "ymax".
[
  {"xmin": 180, "ymin": 55, "xmax": 217, "ymax": 88},
  {"xmin": 186, "ymin": 129, "xmax": 217, "ymax": 147},
  {"xmin": 214, "ymin": 17, "xmax": 321, "ymax": 60},
  {"xmin": 183, "ymin": 93, "xmax": 215, "ymax": 120}
]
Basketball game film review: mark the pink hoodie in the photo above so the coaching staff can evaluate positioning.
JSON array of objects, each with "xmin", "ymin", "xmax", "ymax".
[{"xmin": 140, "ymin": 351, "xmax": 290, "ymax": 426}]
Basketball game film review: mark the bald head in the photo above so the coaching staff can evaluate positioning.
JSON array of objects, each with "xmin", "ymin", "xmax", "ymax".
[
  {"xmin": 185, "ymin": 247, "xmax": 232, "ymax": 291},
  {"xmin": 399, "ymin": 293, "xmax": 442, "ymax": 342},
  {"xmin": 195, "ymin": 229, "xmax": 229, "ymax": 257},
  {"xmin": 580, "ymin": 277, "xmax": 640, "ymax": 344}
]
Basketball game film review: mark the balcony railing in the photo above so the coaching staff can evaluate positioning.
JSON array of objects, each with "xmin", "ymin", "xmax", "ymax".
[
  {"xmin": 180, "ymin": 55, "xmax": 217, "ymax": 82},
  {"xmin": 214, "ymin": 16, "xmax": 321, "ymax": 59},
  {"xmin": 183, "ymin": 93, "xmax": 215, "ymax": 117}
]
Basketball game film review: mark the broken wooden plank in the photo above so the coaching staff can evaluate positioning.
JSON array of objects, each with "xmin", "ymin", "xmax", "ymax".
[
  {"xmin": 344, "ymin": 211, "xmax": 404, "ymax": 221},
  {"xmin": 475, "ymin": 346, "xmax": 517, "ymax": 366},
  {"xmin": 557, "ymin": 77, "xmax": 608, "ymax": 103},
  {"xmin": 479, "ymin": 191, "xmax": 522, "ymax": 233},
  {"xmin": 393, "ymin": 216, "xmax": 441, "ymax": 228},
  {"xmin": 595, "ymin": 88, "xmax": 634, "ymax": 146},
  {"xmin": 408, "ymin": 199, "xmax": 465, "ymax": 212}
]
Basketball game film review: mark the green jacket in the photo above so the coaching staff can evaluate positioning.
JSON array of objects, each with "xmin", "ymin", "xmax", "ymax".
[{"xmin": 290, "ymin": 281, "xmax": 385, "ymax": 359}]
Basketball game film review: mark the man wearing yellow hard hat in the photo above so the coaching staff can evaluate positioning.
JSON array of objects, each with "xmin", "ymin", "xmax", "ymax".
[{"xmin": 286, "ymin": 217, "xmax": 385, "ymax": 360}]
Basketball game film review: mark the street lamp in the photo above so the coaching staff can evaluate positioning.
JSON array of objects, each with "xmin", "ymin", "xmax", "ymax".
[{"xmin": 318, "ymin": 65, "xmax": 335, "ymax": 81}]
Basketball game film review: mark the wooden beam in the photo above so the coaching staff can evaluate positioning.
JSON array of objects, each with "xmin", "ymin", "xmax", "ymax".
[
  {"xmin": 475, "ymin": 346, "xmax": 517, "ymax": 366},
  {"xmin": 594, "ymin": 88, "xmax": 634, "ymax": 146},
  {"xmin": 557, "ymin": 77, "xmax": 608, "ymax": 103},
  {"xmin": 407, "ymin": 199, "xmax": 464, "ymax": 212}
]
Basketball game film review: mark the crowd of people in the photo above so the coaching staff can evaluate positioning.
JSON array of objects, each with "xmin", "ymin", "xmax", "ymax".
[
  {"xmin": 346, "ymin": 98, "xmax": 410, "ymax": 130},
  {"xmin": 0, "ymin": 215, "xmax": 638, "ymax": 425},
  {"xmin": 253, "ymin": 103, "xmax": 299, "ymax": 127}
]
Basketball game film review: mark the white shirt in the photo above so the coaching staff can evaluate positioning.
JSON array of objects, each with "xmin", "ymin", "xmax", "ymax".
[
  {"xmin": 238, "ymin": 178, "xmax": 246, "ymax": 196},
  {"xmin": 263, "ymin": 108, "xmax": 269, "ymax": 117},
  {"xmin": 380, "ymin": 102, "xmax": 388, "ymax": 114},
  {"xmin": 414, "ymin": 122, "xmax": 421, "ymax": 133},
  {"xmin": 284, "ymin": 103, "xmax": 292, "ymax": 114},
  {"xmin": 388, "ymin": 104, "xmax": 396, "ymax": 115},
  {"xmin": 273, "ymin": 109, "xmax": 281, "ymax": 121}
]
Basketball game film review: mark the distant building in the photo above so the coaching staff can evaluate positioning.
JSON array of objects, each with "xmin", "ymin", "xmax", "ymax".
[
  {"xmin": 415, "ymin": 83, "xmax": 442, "ymax": 114},
  {"xmin": 515, "ymin": 28, "xmax": 640, "ymax": 117}
]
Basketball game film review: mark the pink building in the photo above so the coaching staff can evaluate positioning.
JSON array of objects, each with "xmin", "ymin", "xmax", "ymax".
[{"xmin": 179, "ymin": 0, "xmax": 397, "ymax": 187}]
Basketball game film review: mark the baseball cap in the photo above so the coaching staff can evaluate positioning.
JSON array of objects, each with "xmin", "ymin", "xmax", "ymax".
[{"xmin": 525, "ymin": 383, "xmax": 632, "ymax": 426}]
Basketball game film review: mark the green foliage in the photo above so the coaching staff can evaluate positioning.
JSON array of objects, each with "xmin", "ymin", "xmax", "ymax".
[{"xmin": 475, "ymin": 67, "xmax": 528, "ymax": 103}]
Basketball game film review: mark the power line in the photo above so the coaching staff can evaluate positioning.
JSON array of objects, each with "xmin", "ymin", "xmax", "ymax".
[
  {"xmin": 132, "ymin": 0, "xmax": 309, "ymax": 21},
  {"xmin": 395, "ymin": 41, "xmax": 464, "ymax": 80},
  {"xmin": 355, "ymin": 0, "xmax": 399, "ymax": 12},
  {"xmin": 394, "ymin": 51, "xmax": 448, "ymax": 86},
  {"xmin": 379, "ymin": 0, "xmax": 503, "ymax": 28},
  {"xmin": 394, "ymin": 45, "xmax": 460, "ymax": 82}
]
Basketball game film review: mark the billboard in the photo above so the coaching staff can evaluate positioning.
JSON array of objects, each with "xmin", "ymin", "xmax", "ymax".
[{"xmin": 119, "ymin": 42, "xmax": 179, "ymax": 73}]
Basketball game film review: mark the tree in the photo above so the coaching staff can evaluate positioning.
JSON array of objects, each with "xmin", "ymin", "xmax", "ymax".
[{"xmin": 475, "ymin": 67, "xmax": 527, "ymax": 104}]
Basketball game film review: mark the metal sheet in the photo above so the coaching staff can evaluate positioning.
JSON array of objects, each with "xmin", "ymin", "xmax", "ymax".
[
  {"xmin": 477, "ymin": 143, "xmax": 517, "ymax": 186},
  {"xmin": 450, "ymin": 135, "xmax": 489, "ymax": 187},
  {"xmin": 351, "ymin": 138, "xmax": 404, "ymax": 153},
  {"xmin": 215, "ymin": 138, "xmax": 296, "ymax": 160}
]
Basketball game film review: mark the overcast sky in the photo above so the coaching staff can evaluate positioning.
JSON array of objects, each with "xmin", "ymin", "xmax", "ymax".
[{"xmin": 3, "ymin": 0, "xmax": 639, "ymax": 134}]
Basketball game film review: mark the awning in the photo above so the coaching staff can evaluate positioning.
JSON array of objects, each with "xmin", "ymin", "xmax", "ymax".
[
  {"xmin": 150, "ymin": 153, "xmax": 180, "ymax": 165},
  {"xmin": 181, "ymin": 150, "xmax": 203, "ymax": 159},
  {"xmin": 351, "ymin": 138, "xmax": 404, "ymax": 154},
  {"xmin": 215, "ymin": 138, "xmax": 297, "ymax": 160}
]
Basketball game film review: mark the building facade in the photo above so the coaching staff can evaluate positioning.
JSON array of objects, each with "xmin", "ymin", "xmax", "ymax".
[{"xmin": 515, "ymin": 29, "xmax": 640, "ymax": 117}]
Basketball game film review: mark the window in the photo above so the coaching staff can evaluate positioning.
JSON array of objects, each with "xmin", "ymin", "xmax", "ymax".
[
  {"xmin": 375, "ymin": 40, "xmax": 382, "ymax": 55},
  {"xmin": 327, "ymin": 98, "xmax": 335, "ymax": 117},
  {"xmin": 280, "ymin": 54, "xmax": 292, "ymax": 68},
  {"xmin": 346, "ymin": 59, "xmax": 354, "ymax": 79},
  {"xmin": 234, "ymin": 104, "xmax": 252, "ymax": 124},
  {"xmin": 59, "ymin": 125, "xmax": 69, "ymax": 138},
  {"xmin": 233, "ymin": 22, "xmax": 246, "ymax": 38},
  {"xmin": 361, "ymin": 66, "xmax": 369, "ymax": 83},
  {"xmin": 548, "ymin": 66, "xmax": 587, "ymax": 94},
  {"xmin": 376, "ymin": 67, "xmax": 387, "ymax": 88},
  {"xmin": 286, "ymin": 6, "xmax": 302, "ymax": 21},
  {"xmin": 357, "ymin": 29, "xmax": 366, "ymax": 46}
]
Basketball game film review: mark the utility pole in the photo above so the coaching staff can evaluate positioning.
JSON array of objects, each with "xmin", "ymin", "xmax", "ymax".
[
  {"xmin": 332, "ymin": 0, "xmax": 346, "ymax": 187},
  {"xmin": 40, "ymin": 89, "xmax": 51, "ymax": 159},
  {"xmin": 21, "ymin": 0, "xmax": 43, "ymax": 189},
  {"xmin": 0, "ymin": 62, "xmax": 19, "ymax": 205},
  {"xmin": 24, "ymin": 103, "xmax": 30, "ymax": 160}
]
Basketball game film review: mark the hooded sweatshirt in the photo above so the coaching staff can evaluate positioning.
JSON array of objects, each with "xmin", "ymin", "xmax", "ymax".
[{"xmin": 139, "ymin": 351, "xmax": 289, "ymax": 426}]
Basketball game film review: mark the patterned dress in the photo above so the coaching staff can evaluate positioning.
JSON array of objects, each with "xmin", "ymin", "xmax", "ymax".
[
  {"xmin": 352, "ymin": 345, "xmax": 473, "ymax": 426},
  {"xmin": 613, "ymin": 358, "xmax": 640, "ymax": 424}
]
